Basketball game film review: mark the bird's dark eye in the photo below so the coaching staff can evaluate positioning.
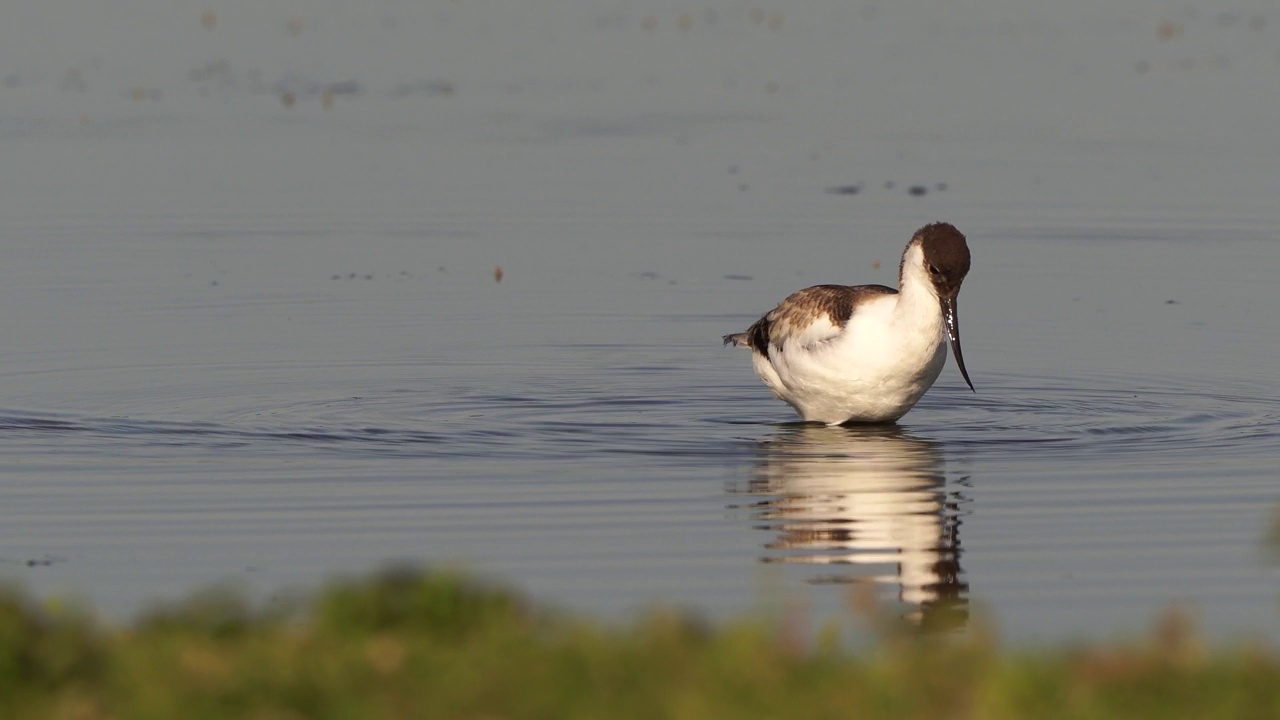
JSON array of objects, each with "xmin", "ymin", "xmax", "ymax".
[{"xmin": 928, "ymin": 264, "xmax": 942, "ymax": 277}]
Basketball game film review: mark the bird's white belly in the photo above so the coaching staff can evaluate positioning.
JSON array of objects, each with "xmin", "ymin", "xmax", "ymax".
[{"xmin": 754, "ymin": 318, "xmax": 947, "ymax": 424}]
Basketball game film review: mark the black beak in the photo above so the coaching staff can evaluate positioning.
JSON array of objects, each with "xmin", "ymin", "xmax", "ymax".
[{"xmin": 940, "ymin": 296, "xmax": 975, "ymax": 392}]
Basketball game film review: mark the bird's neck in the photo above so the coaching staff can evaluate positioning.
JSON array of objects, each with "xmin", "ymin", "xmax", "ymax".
[{"xmin": 894, "ymin": 251, "xmax": 943, "ymax": 335}]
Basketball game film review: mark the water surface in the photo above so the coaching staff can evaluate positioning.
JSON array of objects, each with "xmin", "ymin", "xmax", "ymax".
[{"xmin": 1, "ymin": 0, "xmax": 1279, "ymax": 643}]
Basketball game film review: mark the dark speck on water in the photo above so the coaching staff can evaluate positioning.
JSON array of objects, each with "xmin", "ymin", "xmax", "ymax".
[
  {"xmin": 827, "ymin": 184, "xmax": 863, "ymax": 195},
  {"xmin": 908, "ymin": 185, "xmax": 928, "ymax": 196},
  {"xmin": 723, "ymin": 274, "xmax": 753, "ymax": 281}
]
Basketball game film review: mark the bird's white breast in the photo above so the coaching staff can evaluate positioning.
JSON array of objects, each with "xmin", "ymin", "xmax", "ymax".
[{"xmin": 757, "ymin": 292, "xmax": 947, "ymax": 424}]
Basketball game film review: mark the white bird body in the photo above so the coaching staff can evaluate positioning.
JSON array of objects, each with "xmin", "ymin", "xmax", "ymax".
[{"xmin": 725, "ymin": 224, "xmax": 973, "ymax": 425}]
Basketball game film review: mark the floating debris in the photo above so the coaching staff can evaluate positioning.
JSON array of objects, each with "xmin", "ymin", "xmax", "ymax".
[
  {"xmin": 827, "ymin": 184, "xmax": 863, "ymax": 195},
  {"xmin": 330, "ymin": 271, "xmax": 418, "ymax": 282},
  {"xmin": 494, "ymin": 265, "xmax": 504, "ymax": 283},
  {"xmin": 271, "ymin": 76, "xmax": 365, "ymax": 103},
  {"xmin": 1157, "ymin": 18, "xmax": 1183, "ymax": 40},
  {"xmin": 907, "ymin": 185, "xmax": 928, "ymax": 196}
]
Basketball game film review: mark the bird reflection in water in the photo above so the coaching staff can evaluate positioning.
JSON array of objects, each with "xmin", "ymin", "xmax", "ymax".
[{"xmin": 730, "ymin": 424, "xmax": 969, "ymax": 632}]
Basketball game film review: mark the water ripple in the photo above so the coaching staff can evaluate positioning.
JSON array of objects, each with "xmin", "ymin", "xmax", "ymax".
[
  {"xmin": 0, "ymin": 368, "xmax": 1275, "ymax": 468},
  {"xmin": 917, "ymin": 370, "xmax": 1280, "ymax": 462}
]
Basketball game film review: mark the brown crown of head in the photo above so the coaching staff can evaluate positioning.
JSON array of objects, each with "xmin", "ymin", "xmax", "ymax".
[{"xmin": 912, "ymin": 222, "xmax": 970, "ymax": 296}]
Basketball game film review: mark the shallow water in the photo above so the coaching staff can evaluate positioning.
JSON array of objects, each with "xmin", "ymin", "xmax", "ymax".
[{"xmin": 2, "ymin": 1, "xmax": 1280, "ymax": 642}]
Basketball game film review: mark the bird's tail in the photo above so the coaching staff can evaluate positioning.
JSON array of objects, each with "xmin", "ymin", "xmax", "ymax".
[{"xmin": 722, "ymin": 332, "xmax": 750, "ymax": 347}]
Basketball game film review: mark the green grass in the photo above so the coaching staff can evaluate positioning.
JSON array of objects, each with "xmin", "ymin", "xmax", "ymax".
[{"xmin": 2, "ymin": 567, "xmax": 1279, "ymax": 719}]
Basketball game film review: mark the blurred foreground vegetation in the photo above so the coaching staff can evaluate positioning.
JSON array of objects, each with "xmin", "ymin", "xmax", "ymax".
[{"xmin": 3, "ymin": 568, "xmax": 1280, "ymax": 719}]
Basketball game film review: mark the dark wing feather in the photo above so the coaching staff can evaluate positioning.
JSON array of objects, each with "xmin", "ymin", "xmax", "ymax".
[{"xmin": 724, "ymin": 284, "xmax": 897, "ymax": 359}]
